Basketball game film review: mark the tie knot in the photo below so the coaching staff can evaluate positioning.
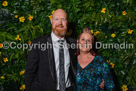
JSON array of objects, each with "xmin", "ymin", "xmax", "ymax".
[
  {"xmin": 58, "ymin": 40, "xmax": 64, "ymax": 44},
  {"xmin": 58, "ymin": 40, "xmax": 64, "ymax": 49}
]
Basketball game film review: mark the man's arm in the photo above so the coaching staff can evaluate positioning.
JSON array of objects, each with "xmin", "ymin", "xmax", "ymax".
[{"xmin": 25, "ymin": 41, "xmax": 39, "ymax": 91}]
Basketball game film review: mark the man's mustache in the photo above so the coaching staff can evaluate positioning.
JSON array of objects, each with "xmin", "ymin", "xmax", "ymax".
[{"xmin": 55, "ymin": 25, "xmax": 64, "ymax": 28}]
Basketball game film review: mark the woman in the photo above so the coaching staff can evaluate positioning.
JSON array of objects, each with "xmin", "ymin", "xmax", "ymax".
[{"xmin": 76, "ymin": 28, "xmax": 115, "ymax": 91}]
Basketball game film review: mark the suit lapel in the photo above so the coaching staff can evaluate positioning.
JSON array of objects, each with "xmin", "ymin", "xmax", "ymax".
[
  {"xmin": 47, "ymin": 35, "xmax": 57, "ymax": 83},
  {"xmin": 65, "ymin": 37, "xmax": 76, "ymax": 76}
]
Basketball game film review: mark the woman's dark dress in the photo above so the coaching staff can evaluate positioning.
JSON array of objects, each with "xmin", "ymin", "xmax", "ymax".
[{"xmin": 76, "ymin": 55, "xmax": 115, "ymax": 91}]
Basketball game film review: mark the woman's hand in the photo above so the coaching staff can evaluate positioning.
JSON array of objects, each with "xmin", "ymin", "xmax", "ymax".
[{"xmin": 99, "ymin": 79, "xmax": 104, "ymax": 89}]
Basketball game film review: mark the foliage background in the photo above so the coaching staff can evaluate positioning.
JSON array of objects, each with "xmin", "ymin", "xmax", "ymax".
[{"xmin": 0, "ymin": 0, "xmax": 136, "ymax": 91}]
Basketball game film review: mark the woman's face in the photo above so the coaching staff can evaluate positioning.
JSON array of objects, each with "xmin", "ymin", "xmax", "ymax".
[{"xmin": 78, "ymin": 32, "xmax": 93, "ymax": 52}]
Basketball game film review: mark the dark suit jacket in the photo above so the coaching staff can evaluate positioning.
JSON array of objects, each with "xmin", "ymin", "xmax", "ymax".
[{"xmin": 25, "ymin": 34, "xmax": 77, "ymax": 91}]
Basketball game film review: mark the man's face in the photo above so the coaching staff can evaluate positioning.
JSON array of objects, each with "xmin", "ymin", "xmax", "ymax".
[{"xmin": 51, "ymin": 10, "xmax": 68, "ymax": 38}]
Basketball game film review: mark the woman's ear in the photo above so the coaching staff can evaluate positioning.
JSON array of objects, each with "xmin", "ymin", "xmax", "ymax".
[{"xmin": 77, "ymin": 40, "xmax": 79, "ymax": 43}]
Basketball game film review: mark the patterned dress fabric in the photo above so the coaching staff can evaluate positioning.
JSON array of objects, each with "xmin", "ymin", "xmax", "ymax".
[{"xmin": 76, "ymin": 55, "xmax": 115, "ymax": 91}]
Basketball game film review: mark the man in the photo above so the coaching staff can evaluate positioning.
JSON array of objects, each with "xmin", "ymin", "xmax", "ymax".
[{"xmin": 25, "ymin": 9, "xmax": 77, "ymax": 91}]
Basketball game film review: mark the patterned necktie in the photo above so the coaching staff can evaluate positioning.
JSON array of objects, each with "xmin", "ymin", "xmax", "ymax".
[{"xmin": 58, "ymin": 40, "xmax": 66, "ymax": 91}]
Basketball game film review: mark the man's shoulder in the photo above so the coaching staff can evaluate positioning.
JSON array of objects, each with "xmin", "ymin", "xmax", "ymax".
[
  {"xmin": 32, "ymin": 34, "xmax": 48, "ymax": 43},
  {"xmin": 66, "ymin": 37, "xmax": 77, "ymax": 44}
]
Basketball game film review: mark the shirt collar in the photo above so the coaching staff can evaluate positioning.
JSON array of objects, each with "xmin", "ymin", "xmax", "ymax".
[{"xmin": 51, "ymin": 32, "xmax": 65, "ymax": 42}]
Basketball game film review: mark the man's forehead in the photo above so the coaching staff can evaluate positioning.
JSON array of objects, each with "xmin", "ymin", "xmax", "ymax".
[
  {"xmin": 52, "ymin": 9, "xmax": 67, "ymax": 18},
  {"xmin": 53, "ymin": 15, "xmax": 67, "ymax": 18}
]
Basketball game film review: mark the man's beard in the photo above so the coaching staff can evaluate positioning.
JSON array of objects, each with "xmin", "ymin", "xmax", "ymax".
[{"xmin": 52, "ymin": 25, "xmax": 67, "ymax": 37}]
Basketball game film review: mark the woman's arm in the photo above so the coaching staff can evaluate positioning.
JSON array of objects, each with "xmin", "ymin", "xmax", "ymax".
[{"xmin": 101, "ymin": 58, "xmax": 115, "ymax": 91}]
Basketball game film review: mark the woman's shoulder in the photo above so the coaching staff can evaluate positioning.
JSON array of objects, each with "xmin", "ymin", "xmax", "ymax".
[
  {"xmin": 95, "ymin": 55, "xmax": 104, "ymax": 60},
  {"xmin": 95, "ymin": 55, "xmax": 107, "ymax": 63}
]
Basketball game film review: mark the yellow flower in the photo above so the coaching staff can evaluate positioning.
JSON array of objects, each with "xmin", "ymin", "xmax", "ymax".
[
  {"xmin": 51, "ymin": 10, "xmax": 55, "ymax": 14},
  {"xmin": 48, "ymin": 15, "xmax": 52, "ymax": 20},
  {"xmin": 0, "ymin": 43, "xmax": 3, "ymax": 48},
  {"xmin": 49, "ymin": 10, "xmax": 55, "ymax": 20},
  {"xmin": 0, "ymin": 51, "xmax": 1, "ymax": 55},
  {"xmin": 15, "ymin": 15, "xmax": 18, "ymax": 18},
  {"xmin": 122, "ymin": 85, "xmax": 128, "ymax": 91},
  {"xmin": 107, "ymin": 60, "xmax": 110, "ymax": 64},
  {"xmin": 111, "ymin": 33, "xmax": 116, "ymax": 38},
  {"xmin": 3, "ymin": 58, "xmax": 8, "ymax": 63},
  {"xmin": 19, "ymin": 16, "xmax": 25, "ymax": 22},
  {"xmin": 20, "ymin": 84, "xmax": 25, "ymax": 90},
  {"xmin": 15, "ymin": 35, "xmax": 21, "ymax": 40},
  {"xmin": 1, "ymin": 76, "xmax": 5, "ymax": 79},
  {"xmin": 90, "ymin": 30, "xmax": 93, "ymax": 34},
  {"xmin": 20, "ymin": 70, "xmax": 25, "ymax": 75},
  {"xmin": 28, "ymin": 15, "xmax": 34, "ymax": 21},
  {"xmin": 94, "ymin": 31, "xmax": 100, "ymax": 36},
  {"xmin": 122, "ymin": 11, "xmax": 127, "ymax": 15},
  {"xmin": 128, "ymin": 29, "xmax": 133, "ymax": 34},
  {"xmin": 28, "ymin": 41, "xmax": 31, "ymax": 45},
  {"xmin": 110, "ymin": 62, "xmax": 115, "ymax": 68},
  {"xmin": 101, "ymin": 8, "xmax": 106, "ymax": 13},
  {"xmin": 2, "ymin": 1, "xmax": 8, "ymax": 7}
]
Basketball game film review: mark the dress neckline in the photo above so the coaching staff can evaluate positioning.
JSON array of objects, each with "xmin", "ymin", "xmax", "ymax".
[{"xmin": 77, "ymin": 55, "xmax": 98, "ymax": 69}]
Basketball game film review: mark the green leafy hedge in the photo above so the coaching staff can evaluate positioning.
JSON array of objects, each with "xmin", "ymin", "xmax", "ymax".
[{"xmin": 0, "ymin": 0, "xmax": 136, "ymax": 91}]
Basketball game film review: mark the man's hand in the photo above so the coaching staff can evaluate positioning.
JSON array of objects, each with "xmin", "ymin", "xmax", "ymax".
[{"xmin": 99, "ymin": 79, "xmax": 104, "ymax": 89}]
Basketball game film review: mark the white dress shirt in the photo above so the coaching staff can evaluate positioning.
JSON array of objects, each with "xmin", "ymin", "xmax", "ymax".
[{"xmin": 51, "ymin": 32, "xmax": 71, "ymax": 90}]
